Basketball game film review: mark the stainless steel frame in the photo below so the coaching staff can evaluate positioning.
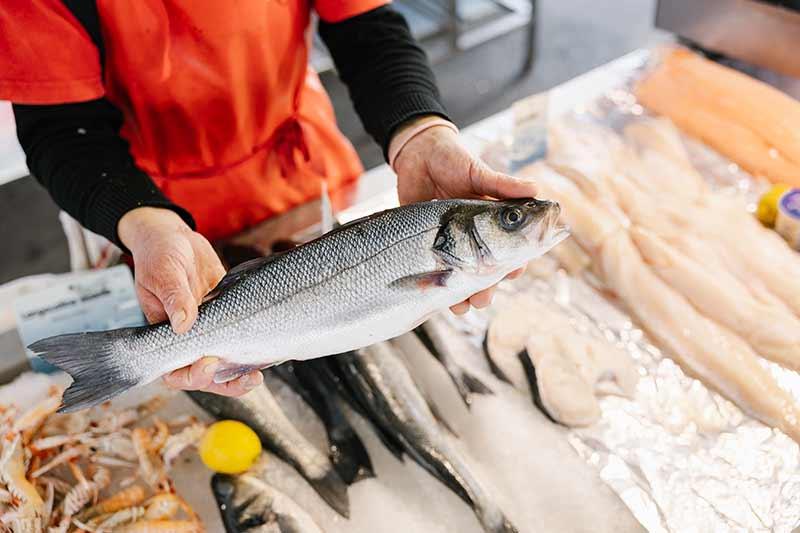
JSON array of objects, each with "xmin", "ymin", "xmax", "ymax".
[
  {"xmin": 311, "ymin": 0, "xmax": 537, "ymax": 76},
  {"xmin": 656, "ymin": 0, "xmax": 800, "ymax": 78}
]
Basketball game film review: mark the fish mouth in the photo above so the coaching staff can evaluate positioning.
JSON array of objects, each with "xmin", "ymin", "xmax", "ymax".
[{"xmin": 529, "ymin": 202, "xmax": 570, "ymax": 246}]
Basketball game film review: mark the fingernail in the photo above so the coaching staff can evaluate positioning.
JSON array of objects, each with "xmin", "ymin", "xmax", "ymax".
[
  {"xmin": 202, "ymin": 359, "xmax": 217, "ymax": 376},
  {"xmin": 172, "ymin": 309, "xmax": 187, "ymax": 326}
]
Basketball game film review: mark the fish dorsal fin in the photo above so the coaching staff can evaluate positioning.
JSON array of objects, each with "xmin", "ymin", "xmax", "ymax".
[{"xmin": 205, "ymin": 254, "xmax": 280, "ymax": 301}]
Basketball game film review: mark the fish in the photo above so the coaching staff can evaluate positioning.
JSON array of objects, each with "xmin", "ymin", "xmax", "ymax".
[
  {"xmin": 270, "ymin": 361, "xmax": 374, "ymax": 484},
  {"xmin": 220, "ymin": 244, "xmax": 266, "ymax": 271},
  {"xmin": 332, "ymin": 342, "xmax": 519, "ymax": 533},
  {"xmin": 306, "ymin": 356, "xmax": 409, "ymax": 463},
  {"xmin": 186, "ymin": 386, "xmax": 350, "ymax": 518},
  {"xmin": 29, "ymin": 198, "xmax": 566, "ymax": 413},
  {"xmin": 211, "ymin": 459, "xmax": 324, "ymax": 533},
  {"xmin": 415, "ymin": 314, "xmax": 492, "ymax": 407}
]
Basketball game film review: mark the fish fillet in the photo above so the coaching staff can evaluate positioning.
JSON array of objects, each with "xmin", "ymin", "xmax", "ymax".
[
  {"xmin": 549, "ymin": 238, "xmax": 591, "ymax": 275},
  {"xmin": 524, "ymin": 335, "xmax": 601, "ymax": 427},
  {"xmin": 524, "ymin": 163, "xmax": 626, "ymax": 251},
  {"xmin": 488, "ymin": 294, "xmax": 638, "ymax": 427},
  {"xmin": 600, "ymin": 230, "xmax": 800, "ymax": 443},
  {"xmin": 693, "ymin": 196, "xmax": 800, "ymax": 317},
  {"xmin": 622, "ymin": 116, "xmax": 695, "ymax": 170},
  {"xmin": 632, "ymin": 227, "xmax": 800, "ymax": 371},
  {"xmin": 659, "ymin": 48, "xmax": 800, "ymax": 167},
  {"xmin": 636, "ymin": 65, "xmax": 800, "ymax": 187}
]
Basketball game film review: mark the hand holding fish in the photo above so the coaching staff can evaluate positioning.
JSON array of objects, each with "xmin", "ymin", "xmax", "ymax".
[
  {"xmin": 391, "ymin": 115, "xmax": 535, "ymax": 313},
  {"xmin": 118, "ymin": 207, "xmax": 263, "ymax": 396}
]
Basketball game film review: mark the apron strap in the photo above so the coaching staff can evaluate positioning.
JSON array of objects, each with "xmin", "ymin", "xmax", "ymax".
[{"xmin": 61, "ymin": 0, "xmax": 106, "ymax": 74}]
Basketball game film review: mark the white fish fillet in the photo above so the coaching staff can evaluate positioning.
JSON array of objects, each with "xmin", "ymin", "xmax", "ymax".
[
  {"xmin": 623, "ymin": 117, "xmax": 710, "ymax": 201},
  {"xmin": 687, "ymin": 196, "xmax": 800, "ymax": 318},
  {"xmin": 668, "ymin": 232, "xmax": 796, "ymax": 315},
  {"xmin": 527, "ymin": 124, "xmax": 800, "ymax": 442},
  {"xmin": 525, "ymin": 335, "xmax": 601, "ymax": 427},
  {"xmin": 600, "ymin": 230, "xmax": 800, "ymax": 443},
  {"xmin": 527, "ymin": 163, "xmax": 625, "ymax": 251},
  {"xmin": 549, "ymin": 238, "xmax": 591, "ymax": 275},
  {"xmin": 488, "ymin": 292, "xmax": 638, "ymax": 427},
  {"xmin": 623, "ymin": 117, "xmax": 694, "ymax": 169},
  {"xmin": 632, "ymin": 227, "xmax": 800, "ymax": 371}
]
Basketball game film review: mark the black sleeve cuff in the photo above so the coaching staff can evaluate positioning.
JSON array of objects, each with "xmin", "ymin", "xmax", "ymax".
[
  {"xmin": 90, "ymin": 172, "xmax": 196, "ymax": 252},
  {"xmin": 366, "ymin": 92, "xmax": 452, "ymax": 161},
  {"xmin": 318, "ymin": 5, "xmax": 452, "ymax": 162},
  {"xmin": 12, "ymin": 99, "xmax": 196, "ymax": 253}
]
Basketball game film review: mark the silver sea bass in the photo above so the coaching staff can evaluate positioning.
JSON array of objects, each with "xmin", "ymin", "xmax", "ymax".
[{"xmin": 31, "ymin": 198, "xmax": 567, "ymax": 412}]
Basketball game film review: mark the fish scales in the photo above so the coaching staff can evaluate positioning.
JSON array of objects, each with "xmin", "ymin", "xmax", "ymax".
[{"xmin": 30, "ymin": 198, "xmax": 565, "ymax": 412}]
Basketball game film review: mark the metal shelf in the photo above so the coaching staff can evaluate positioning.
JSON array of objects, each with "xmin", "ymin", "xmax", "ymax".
[{"xmin": 311, "ymin": 0, "xmax": 536, "ymax": 74}]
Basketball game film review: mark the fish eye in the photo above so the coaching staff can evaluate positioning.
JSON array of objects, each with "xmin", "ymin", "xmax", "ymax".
[{"xmin": 500, "ymin": 207, "xmax": 525, "ymax": 230}]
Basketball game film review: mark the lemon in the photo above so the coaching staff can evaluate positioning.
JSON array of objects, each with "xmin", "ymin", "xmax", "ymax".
[
  {"xmin": 757, "ymin": 184, "xmax": 790, "ymax": 227},
  {"xmin": 199, "ymin": 420, "xmax": 262, "ymax": 474}
]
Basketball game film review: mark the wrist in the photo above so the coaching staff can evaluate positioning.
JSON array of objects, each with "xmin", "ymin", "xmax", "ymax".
[
  {"xmin": 388, "ymin": 115, "xmax": 458, "ymax": 170},
  {"xmin": 118, "ymin": 207, "xmax": 190, "ymax": 252}
]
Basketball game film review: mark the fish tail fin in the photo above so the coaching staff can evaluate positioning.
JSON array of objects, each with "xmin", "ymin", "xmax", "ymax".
[
  {"xmin": 459, "ymin": 368, "xmax": 493, "ymax": 397},
  {"xmin": 337, "ymin": 439, "xmax": 375, "ymax": 484},
  {"xmin": 29, "ymin": 330, "xmax": 141, "ymax": 413},
  {"xmin": 308, "ymin": 469, "xmax": 350, "ymax": 518}
]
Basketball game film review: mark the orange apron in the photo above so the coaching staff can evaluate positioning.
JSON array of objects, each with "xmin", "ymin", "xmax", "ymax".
[{"xmin": 0, "ymin": 0, "xmax": 386, "ymax": 240}]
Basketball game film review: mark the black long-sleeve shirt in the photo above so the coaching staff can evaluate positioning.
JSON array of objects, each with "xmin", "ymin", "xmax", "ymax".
[{"xmin": 13, "ymin": 5, "xmax": 450, "ymax": 248}]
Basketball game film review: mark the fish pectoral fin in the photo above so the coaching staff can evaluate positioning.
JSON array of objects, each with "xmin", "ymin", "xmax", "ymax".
[
  {"xmin": 390, "ymin": 269, "xmax": 453, "ymax": 291},
  {"xmin": 213, "ymin": 363, "xmax": 268, "ymax": 384}
]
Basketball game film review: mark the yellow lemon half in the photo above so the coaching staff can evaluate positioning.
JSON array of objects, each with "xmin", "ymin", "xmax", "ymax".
[{"xmin": 199, "ymin": 420, "xmax": 262, "ymax": 474}]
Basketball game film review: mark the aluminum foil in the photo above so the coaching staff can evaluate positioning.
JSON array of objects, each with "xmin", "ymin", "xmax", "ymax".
[{"xmin": 467, "ymin": 47, "xmax": 800, "ymax": 532}]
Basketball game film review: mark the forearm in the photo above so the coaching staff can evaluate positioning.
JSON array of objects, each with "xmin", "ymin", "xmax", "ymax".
[
  {"xmin": 318, "ymin": 5, "xmax": 452, "ymax": 159},
  {"xmin": 12, "ymin": 98, "xmax": 194, "ymax": 247}
]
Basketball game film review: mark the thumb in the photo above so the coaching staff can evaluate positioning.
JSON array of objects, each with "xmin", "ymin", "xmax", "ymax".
[
  {"xmin": 469, "ymin": 161, "xmax": 538, "ymax": 200},
  {"xmin": 150, "ymin": 266, "xmax": 199, "ymax": 335}
]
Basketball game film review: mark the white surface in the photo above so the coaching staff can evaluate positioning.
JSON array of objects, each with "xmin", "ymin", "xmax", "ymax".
[{"xmin": 0, "ymin": 101, "xmax": 27, "ymax": 185}]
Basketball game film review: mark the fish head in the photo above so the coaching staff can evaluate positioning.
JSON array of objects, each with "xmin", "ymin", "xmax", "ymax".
[
  {"xmin": 212, "ymin": 473, "xmax": 274, "ymax": 531},
  {"xmin": 434, "ymin": 198, "xmax": 568, "ymax": 274}
]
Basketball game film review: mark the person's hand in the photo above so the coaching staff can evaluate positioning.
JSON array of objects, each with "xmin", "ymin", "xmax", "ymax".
[
  {"xmin": 391, "ymin": 116, "xmax": 537, "ymax": 314},
  {"xmin": 118, "ymin": 207, "xmax": 263, "ymax": 396}
]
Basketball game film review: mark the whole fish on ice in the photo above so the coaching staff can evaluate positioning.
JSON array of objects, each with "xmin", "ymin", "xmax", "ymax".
[
  {"xmin": 333, "ymin": 342, "xmax": 520, "ymax": 533},
  {"xmin": 30, "ymin": 198, "xmax": 566, "ymax": 412},
  {"xmin": 211, "ymin": 460, "xmax": 324, "ymax": 533},
  {"xmin": 187, "ymin": 384, "xmax": 350, "ymax": 517}
]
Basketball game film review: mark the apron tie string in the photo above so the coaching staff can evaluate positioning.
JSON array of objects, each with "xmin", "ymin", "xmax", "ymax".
[{"xmin": 273, "ymin": 117, "xmax": 310, "ymax": 178}]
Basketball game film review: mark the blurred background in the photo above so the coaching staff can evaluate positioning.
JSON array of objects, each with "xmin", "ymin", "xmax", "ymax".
[{"xmin": 0, "ymin": 0, "xmax": 666, "ymax": 284}]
